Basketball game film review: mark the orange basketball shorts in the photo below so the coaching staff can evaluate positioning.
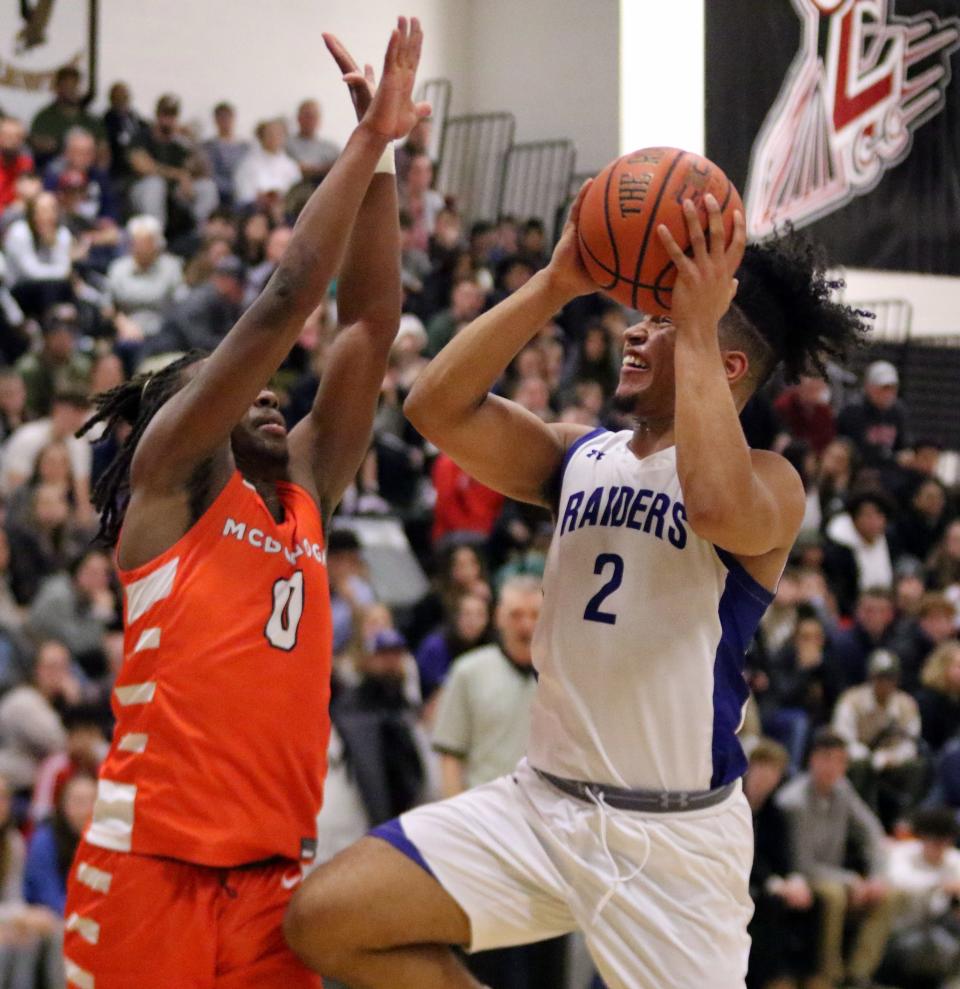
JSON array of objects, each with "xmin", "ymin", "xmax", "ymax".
[{"xmin": 63, "ymin": 841, "xmax": 321, "ymax": 989}]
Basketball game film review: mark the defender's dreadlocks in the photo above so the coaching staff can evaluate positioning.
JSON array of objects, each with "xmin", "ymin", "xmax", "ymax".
[
  {"xmin": 721, "ymin": 228, "xmax": 872, "ymax": 388},
  {"xmin": 77, "ymin": 351, "xmax": 207, "ymax": 547}
]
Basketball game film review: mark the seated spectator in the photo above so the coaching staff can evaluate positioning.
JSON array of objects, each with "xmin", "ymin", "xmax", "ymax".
[
  {"xmin": 927, "ymin": 519, "xmax": 960, "ymax": 597},
  {"xmin": 0, "ymin": 773, "xmax": 62, "ymax": 987},
  {"xmin": 101, "ymin": 81, "xmax": 148, "ymax": 185},
  {"xmin": 832, "ymin": 648, "xmax": 924, "ymax": 829},
  {"xmin": 745, "ymin": 739, "xmax": 819, "ymax": 989},
  {"xmin": 0, "ymin": 366, "xmax": 28, "ymax": 443},
  {"xmin": 826, "ymin": 489, "xmax": 897, "ymax": 594},
  {"xmin": 897, "ymin": 477, "xmax": 949, "ymax": 564},
  {"xmin": 406, "ymin": 543, "xmax": 491, "ymax": 647},
  {"xmin": 14, "ymin": 302, "xmax": 91, "ymax": 418},
  {"xmin": 287, "ymin": 99, "xmax": 341, "ymax": 184},
  {"xmin": 831, "ymin": 586, "xmax": 899, "ymax": 687},
  {"xmin": 430, "ymin": 453, "xmax": 505, "ymax": 548},
  {"xmin": 1, "ymin": 385, "xmax": 91, "ymax": 501},
  {"xmin": 42, "ymin": 127, "xmax": 118, "ymax": 228},
  {"xmin": 234, "ymin": 118, "xmax": 301, "ymax": 208},
  {"xmin": 5, "ymin": 484, "xmax": 88, "ymax": 605},
  {"xmin": 425, "ymin": 277, "xmax": 485, "ymax": 357},
  {"xmin": 28, "ymin": 66, "xmax": 105, "ymax": 169},
  {"xmin": 511, "ymin": 374, "xmax": 553, "ymax": 422},
  {"xmin": 916, "ymin": 640, "xmax": 960, "ymax": 753},
  {"xmin": 399, "ymin": 152, "xmax": 444, "ymax": 252},
  {"xmin": 107, "ymin": 214, "xmax": 184, "ymax": 342},
  {"xmin": 129, "ymin": 94, "xmax": 219, "ymax": 238},
  {"xmin": 766, "ymin": 608, "xmax": 844, "ymax": 768},
  {"xmin": 0, "ymin": 116, "xmax": 34, "ymax": 214},
  {"xmin": 881, "ymin": 808, "xmax": 960, "ymax": 989},
  {"xmin": 2, "ymin": 190, "xmax": 73, "ymax": 318},
  {"xmin": 55, "ymin": 166, "xmax": 121, "ymax": 274},
  {"xmin": 776, "ymin": 728, "xmax": 894, "ymax": 989},
  {"xmin": 244, "ymin": 223, "xmax": 292, "ymax": 307},
  {"xmin": 893, "ymin": 593, "xmax": 958, "ymax": 695},
  {"xmin": 488, "ymin": 254, "xmax": 537, "ymax": 308},
  {"xmin": 327, "ymin": 529, "xmax": 377, "ymax": 657},
  {"xmin": 201, "ymin": 101, "xmax": 249, "ymax": 204},
  {"xmin": 0, "ymin": 640, "xmax": 73, "ymax": 793},
  {"xmin": 774, "ymin": 374, "xmax": 836, "ymax": 455},
  {"xmin": 5, "ymin": 438, "xmax": 88, "ymax": 533},
  {"xmin": 517, "ymin": 217, "xmax": 549, "ymax": 269},
  {"xmin": 395, "ymin": 118, "xmax": 431, "ymax": 186},
  {"xmin": 30, "ymin": 704, "xmax": 105, "ymax": 827},
  {"xmin": 24, "ymin": 773, "xmax": 96, "ymax": 914},
  {"xmin": 27, "ymin": 548, "xmax": 117, "ymax": 678},
  {"xmin": 415, "ymin": 591, "xmax": 491, "ymax": 702},
  {"xmin": 837, "ymin": 360, "xmax": 911, "ymax": 472},
  {"xmin": 143, "ymin": 253, "xmax": 245, "ymax": 359},
  {"xmin": 816, "ymin": 436, "xmax": 859, "ymax": 524},
  {"xmin": 561, "ymin": 320, "xmax": 619, "ymax": 400}
]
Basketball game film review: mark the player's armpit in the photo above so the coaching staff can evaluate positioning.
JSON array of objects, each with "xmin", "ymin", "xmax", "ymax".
[{"xmin": 684, "ymin": 449, "xmax": 805, "ymax": 559}]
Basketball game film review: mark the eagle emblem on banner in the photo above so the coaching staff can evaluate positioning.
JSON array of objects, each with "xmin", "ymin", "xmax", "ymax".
[{"xmin": 745, "ymin": 0, "xmax": 960, "ymax": 238}]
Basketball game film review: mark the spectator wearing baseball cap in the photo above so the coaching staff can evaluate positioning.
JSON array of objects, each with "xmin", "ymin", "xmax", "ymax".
[
  {"xmin": 14, "ymin": 303, "xmax": 91, "ymax": 418},
  {"xmin": 838, "ymin": 360, "xmax": 912, "ymax": 471},
  {"xmin": 832, "ymin": 648, "xmax": 924, "ymax": 829}
]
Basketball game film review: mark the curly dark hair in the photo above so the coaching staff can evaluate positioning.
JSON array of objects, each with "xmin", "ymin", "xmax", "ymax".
[
  {"xmin": 76, "ymin": 351, "xmax": 206, "ymax": 546},
  {"xmin": 720, "ymin": 229, "xmax": 872, "ymax": 387}
]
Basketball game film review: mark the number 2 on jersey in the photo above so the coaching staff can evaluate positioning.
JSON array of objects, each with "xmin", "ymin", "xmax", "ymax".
[
  {"xmin": 265, "ymin": 571, "xmax": 305, "ymax": 651},
  {"xmin": 583, "ymin": 553, "xmax": 624, "ymax": 625}
]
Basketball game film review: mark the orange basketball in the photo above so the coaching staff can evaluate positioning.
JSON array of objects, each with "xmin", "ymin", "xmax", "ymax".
[{"xmin": 577, "ymin": 147, "xmax": 743, "ymax": 314}]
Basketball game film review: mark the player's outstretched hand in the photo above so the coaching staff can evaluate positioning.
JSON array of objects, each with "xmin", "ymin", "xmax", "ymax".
[
  {"xmin": 657, "ymin": 194, "xmax": 746, "ymax": 337},
  {"xmin": 350, "ymin": 16, "xmax": 430, "ymax": 141},
  {"xmin": 545, "ymin": 179, "xmax": 600, "ymax": 302}
]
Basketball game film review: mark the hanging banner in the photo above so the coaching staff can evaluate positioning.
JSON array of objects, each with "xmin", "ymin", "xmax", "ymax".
[
  {"xmin": 706, "ymin": 0, "xmax": 960, "ymax": 274},
  {"xmin": 0, "ymin": 0, "xmax": 98, "ymax": 121}
]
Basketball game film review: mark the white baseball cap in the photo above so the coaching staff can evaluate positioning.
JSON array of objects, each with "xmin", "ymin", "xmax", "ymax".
[{"xmin": 865, "ymin": 360, "xmax": 899, "ymax": 387}]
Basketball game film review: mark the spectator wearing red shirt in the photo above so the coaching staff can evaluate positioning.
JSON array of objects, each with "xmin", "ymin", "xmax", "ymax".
[
  {"xmin": 774, "ymin": 375, "xmax": 836, "ymax": 454},
  {"xmin": 431, "ymin": 452, "xmax": 504, "ymax": 546},
  {"xmin": 0, "ymin": 117, "xmax": 34, "ymax": 213}
]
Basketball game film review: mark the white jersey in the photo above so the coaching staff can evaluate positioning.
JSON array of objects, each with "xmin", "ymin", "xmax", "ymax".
[{"xmin": 528, "ymin": 429, "xmax": 774, "ymax": 792}]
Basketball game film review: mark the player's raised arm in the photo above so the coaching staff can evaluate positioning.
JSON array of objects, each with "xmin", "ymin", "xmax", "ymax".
[
  {"xmin": 403, "ymin": 183, "xmax": 598, "ymax": 508},
  {"xmin": 287, "ymin": 24, "xmax": 429, "ymax": 522},
  {"xmin": 657, "ymin": 196, "xmax": 805, "ymax": 557},
  {"xmin": 130, "ymin": 18, "xmax": 425, "ymax": 495}
]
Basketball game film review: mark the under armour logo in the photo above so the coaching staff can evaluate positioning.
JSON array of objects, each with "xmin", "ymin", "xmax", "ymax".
[{"xmin": 586, "ymin": 450, "xmax": 606, "ymax": 461}]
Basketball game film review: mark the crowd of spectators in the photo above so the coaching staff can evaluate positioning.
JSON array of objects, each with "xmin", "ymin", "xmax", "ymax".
[{"xmin": 1, "ymin": 67, "xmax": 960, "ymax": 989}]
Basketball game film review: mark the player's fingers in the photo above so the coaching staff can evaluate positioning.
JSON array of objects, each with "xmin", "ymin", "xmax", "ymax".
[
  {"xmin": 364, "ymin": 64, "xmax": 377, "ymax": 86},
  {"xmin": 396, "ymin": 16, "xmax": 409, "ymax": 66},
  {"xmin": 414, "ymin": 101, "xmax": 432, "ymax": 120},
  {"xmin": 382, "ymin": 26, "xmax": 400, "ymax": 74},
  {"xmin": 323, "ymin": 34, "xmax": 358, "ymax": 74},
  {"xmin": 683, "ymin": 200, "xmax": 707, "ymax": 263},
  {"xmin": 705, "ymin": 193, "xmax": 724, "ymax": 261},
  {"xmin": 411, "ymin": 17, "xmax": 424, "ymax": 67},
  {"xmin": 657, "ymin": 224, "xmax": 696, "ymax": 277},
  {"xmin": 727, "ymin": 209, "xmax": 747, "ymax": 275}
]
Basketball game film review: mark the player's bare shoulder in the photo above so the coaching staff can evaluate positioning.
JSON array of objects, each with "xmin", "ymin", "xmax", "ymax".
[{"xmin": 749, "ymin": 446, "xmax": 807, "ymax": 540}]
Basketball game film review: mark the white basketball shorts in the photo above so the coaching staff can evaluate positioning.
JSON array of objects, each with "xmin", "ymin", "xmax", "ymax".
[{"xmin": 373, "ymin": 759, "xmax": 754, "ymax": 989}]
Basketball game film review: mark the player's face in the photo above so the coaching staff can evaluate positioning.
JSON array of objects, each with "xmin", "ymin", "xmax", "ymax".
[
  {"xmin": 612, "ymin": 315, "xmax": 677, "ymax": 417},
  {"xmin": 230, "ymin": 389, "xmax": 290, "ymax": 475}
]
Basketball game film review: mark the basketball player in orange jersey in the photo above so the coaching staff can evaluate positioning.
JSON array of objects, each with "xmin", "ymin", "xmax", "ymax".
[
  {"xmin": 61, "ymin": 18, "xmax": 429, "ymax": 989},
  {"xmin": 285, "ymin": 188, "xmax": 870, "ymax": 986}
]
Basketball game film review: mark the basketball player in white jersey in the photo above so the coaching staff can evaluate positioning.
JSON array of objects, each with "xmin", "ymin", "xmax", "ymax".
[{"xmin": 285, "ymin": 187, "xmax": 870, "ymax": 987}]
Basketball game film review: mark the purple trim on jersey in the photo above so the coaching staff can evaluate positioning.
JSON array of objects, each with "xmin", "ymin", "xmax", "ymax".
[
  {"xmin": 710, "ymin": 549, "xmax": 774, "ymax": 788},
  {"xmin": 369, "ymin": 818, "xmax": 436, "ymax": 880},
  {"xmin": 560, "ymin": 428, "xmax": 608, "ymax": 480}
]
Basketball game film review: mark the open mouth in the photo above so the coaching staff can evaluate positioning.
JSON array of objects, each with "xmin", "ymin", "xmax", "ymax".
[{"xmin": 621, "ymin": 354, "xmax": 650, "ymax": 372}]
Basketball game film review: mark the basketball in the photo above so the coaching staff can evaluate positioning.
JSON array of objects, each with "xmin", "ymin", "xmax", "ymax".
[{"xmin": 577, "ymin": 147, "xmax": 743, "ymax": 314}]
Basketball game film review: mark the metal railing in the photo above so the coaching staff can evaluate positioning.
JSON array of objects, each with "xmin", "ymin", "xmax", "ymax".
[
  {"xmin": 499, "ymin": 140, "xmax": 577, "ymax": 242},
  {"xmin": 435, "ymin": 112, "xmax": 516, "ymax": 226},
  {"xmin": 417, "ymin": 78, "xmax": 451, "ymax": 164}
]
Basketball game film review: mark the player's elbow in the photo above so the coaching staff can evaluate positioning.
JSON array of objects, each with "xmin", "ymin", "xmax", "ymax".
[{"xmin": 403, "ymin": 379, "xmax": 439, "ymax": 434}]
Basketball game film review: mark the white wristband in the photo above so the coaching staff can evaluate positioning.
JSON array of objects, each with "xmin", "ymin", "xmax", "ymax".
[{"xmin": 375, "ymin": 144, "xmax": 396, "ymax": 174}]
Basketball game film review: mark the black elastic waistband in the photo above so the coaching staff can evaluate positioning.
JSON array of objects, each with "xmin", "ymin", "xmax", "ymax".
[{"xmin": 534, "ymin": 768, "xmax": 736, "ymax": 813}]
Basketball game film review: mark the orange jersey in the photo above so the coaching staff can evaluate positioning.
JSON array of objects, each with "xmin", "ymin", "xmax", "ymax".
[{"xmin": 87, "ymin": 471, "xmax": 332, "ymax": 867}]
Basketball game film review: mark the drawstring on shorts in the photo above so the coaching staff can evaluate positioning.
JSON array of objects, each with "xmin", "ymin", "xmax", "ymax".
[{"xmin": 586, "ymin": 788, "xmax": 651, "ymax": 925}]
